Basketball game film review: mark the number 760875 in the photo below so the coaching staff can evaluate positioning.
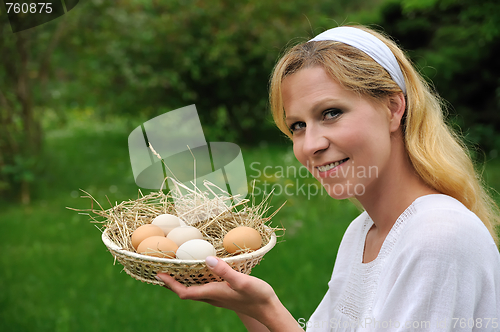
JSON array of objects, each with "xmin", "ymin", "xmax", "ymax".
[{"xmin": 5, "ymin": 3, "xmax": 53, "ymax": 14}]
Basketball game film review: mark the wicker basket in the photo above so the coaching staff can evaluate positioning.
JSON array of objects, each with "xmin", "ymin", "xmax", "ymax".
[{"xmin": 102, "ymin": 227, "xmax": 277, "ymax": 286}]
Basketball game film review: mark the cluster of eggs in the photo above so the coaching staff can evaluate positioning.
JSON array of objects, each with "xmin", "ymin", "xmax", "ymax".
[{"xmin": 131, "ymin": 213, "xmax": 263, "ymax": 260}]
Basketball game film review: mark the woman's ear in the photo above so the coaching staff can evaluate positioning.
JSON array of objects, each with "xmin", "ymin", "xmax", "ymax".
[{"xmin": 388, "ymin": 93, "xmax": 406, "ymax": 133}]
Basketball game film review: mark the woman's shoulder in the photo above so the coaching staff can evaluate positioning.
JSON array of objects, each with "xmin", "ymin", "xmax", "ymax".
[
  {"xmin": 397, "ymin": 194, "xmax": 498, "ymax": 261},
  {"xmin": 409, "ymin": 194, "xmax": 491, "ymax": 238},
  {"xmin": 375, "ymin": 195, "xmax": 500, "ymax": 321},
  {"xmin": 412, "ymin": 193, "xmax": 477, "ymax": 216}
]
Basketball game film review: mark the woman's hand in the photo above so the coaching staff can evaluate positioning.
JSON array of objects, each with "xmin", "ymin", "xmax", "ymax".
[{"xmin": 155, "ymin": 256, "xmax": 302, "ymax": 332}]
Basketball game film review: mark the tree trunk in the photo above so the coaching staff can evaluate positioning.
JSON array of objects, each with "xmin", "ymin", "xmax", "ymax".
[{"xmin": 0, "ymin": 16, "xmax": 66, "ymax": 204}]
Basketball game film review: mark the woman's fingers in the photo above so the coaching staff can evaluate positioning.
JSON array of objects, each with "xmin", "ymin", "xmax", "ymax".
[
  {"xmin": 156, "ymin": 256, "xmax": 249, "ymax": 294},
  {"xmin": 155, "ymin": 267, "xmax": 235, "ymax": 302},
  {"xmin": 204, "ymin": 256, "xmax": 247, "ymax": 289},
  {"xmin": 155, "ymin": 273, "xmax": 186, "ymax": 294}
]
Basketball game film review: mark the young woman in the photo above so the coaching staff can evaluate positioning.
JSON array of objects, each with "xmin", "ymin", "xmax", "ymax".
[{"xmin": 156, "ymin": 25, "xmax": 500, "ymax": 331}]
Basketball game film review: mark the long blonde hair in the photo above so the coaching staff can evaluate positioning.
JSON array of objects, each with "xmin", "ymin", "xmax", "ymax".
[{"xmin": 270, "ymin": 25, "xmax": 500, "ymax": 244}]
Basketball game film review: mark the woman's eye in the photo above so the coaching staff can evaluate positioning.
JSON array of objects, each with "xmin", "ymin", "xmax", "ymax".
[
  {"xmin": 324, "ymin": 108, "xmax": 342, "ymax": 120},
  {"xmin": 289, "ymin": 121, "xmax": 306, "ymax": 133}
]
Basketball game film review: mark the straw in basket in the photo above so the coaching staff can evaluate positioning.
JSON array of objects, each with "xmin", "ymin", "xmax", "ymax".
[{"xmin": 71, "ymin": 178, "xmax": 283, "ymax": 287}]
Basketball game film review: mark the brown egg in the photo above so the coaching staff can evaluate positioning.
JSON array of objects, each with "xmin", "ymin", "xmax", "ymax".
[
  {"xmin": 131, "ymin": 224, "xmax": 165, "ymax": 249},
  {"xmin": 137, "ymin": 236, "xmax": 178, "ymax": 258},
  {"xmin": 223, "ymin": 226, "xmax": 262, "ymax": 254}
]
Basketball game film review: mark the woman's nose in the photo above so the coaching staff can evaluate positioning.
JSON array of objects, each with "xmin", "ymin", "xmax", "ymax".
[{"xmin": 302, "ymin": 127, "xmax": 329, "ymax": 156}]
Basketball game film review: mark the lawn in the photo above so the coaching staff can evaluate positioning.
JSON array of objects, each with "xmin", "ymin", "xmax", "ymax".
[{"xmin": 1, "ymin": 112, "xmax": 499, "ymax": 332}]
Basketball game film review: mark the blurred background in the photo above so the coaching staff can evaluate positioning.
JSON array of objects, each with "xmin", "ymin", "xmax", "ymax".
[{"xmin": 1, "ymin": 0, "xmax": 499, "ymax": 331}]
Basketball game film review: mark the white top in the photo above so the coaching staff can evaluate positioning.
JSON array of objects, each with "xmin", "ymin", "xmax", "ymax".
[{"xmin": 305, "ymin": 194, "xmax": 500, "ymax": 332}]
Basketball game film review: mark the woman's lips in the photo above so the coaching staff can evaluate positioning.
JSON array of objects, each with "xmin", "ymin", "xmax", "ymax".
[{"xmin": 315, "ymin": 158, "xmax": 350, "ymax": 177}]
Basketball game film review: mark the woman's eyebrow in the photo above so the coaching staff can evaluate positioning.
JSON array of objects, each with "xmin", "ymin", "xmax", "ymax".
[
  {"xmin": 285, "ymin": 97, "xmax": 343, "ymax": 122},
  {"xmin": 284, "ymin": 114, "xmax": 300, "ymax": 123}
]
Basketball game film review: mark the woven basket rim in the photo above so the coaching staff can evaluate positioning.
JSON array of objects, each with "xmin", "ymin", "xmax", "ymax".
[{"xmin": 102, "ymin": 226, "xmax": 277, "ymax": 265}]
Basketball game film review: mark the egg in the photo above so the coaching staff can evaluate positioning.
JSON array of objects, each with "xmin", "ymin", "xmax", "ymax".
[
  {"xmin": 167, "ymin": 226, "xmax": 204, "ymax": 246},
  {"xmin": 176, "ymin": 239, "xmax": 216, "ymax": 260},
  {"xmin": 137, "ymin": 236, "xmax": 178, "ymax": 258},
  {"xmin": 151, "ymin": 213, "xmax": 183, "ymax": 236},
  {"xmin": 223, "ymin": 226, "xmax": 262, "ymax": 254},
  {"xmin": 131, "ymin": 224, "xmax": 165, "ymax": 249}
]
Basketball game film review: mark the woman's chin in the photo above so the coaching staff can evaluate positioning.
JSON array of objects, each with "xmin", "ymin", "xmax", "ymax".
[{"xmin": 320, "ymin": 181, "xmax": 367, "ymax": 200}]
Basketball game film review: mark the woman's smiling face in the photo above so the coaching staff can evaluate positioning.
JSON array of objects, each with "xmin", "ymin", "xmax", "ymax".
[{"xmin": 282, "ymin": 66, "xmax": 398, "ymax": 199}]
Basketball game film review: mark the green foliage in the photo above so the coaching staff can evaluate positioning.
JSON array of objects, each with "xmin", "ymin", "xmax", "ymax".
[
  {"xmin": 378, "ymin": 0, "xmax": 500, "ymax": 153},
  {"xmin": 49, "ymin": 0, "xmax": 383, "ymax": 144},
  {"xmin": 1, "ymin": 155, "xmax": 37, "ymax": 183}
]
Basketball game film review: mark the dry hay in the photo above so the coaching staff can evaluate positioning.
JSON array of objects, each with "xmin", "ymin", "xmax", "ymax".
[{"xmin": 70, "ymin": 179, "xmax": 284, "ymax": 259}]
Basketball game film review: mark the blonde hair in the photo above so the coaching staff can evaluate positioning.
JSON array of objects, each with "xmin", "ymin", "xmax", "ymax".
[{"xmin": 270, "ymin": 25, "xmax": 500, "ymax": 245}]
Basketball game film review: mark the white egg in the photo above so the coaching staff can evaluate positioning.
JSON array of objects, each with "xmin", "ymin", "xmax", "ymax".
[
  {"xmin": 176, "ymin": 239, "xmax": 216, "ymax": 260},
  {"xmin": 167, "ymin": 226, "xmax": 203, "ymax": 246},
  {"xmin": 152, "ymin": 214, "xmax": 183, "ymax": 236}
]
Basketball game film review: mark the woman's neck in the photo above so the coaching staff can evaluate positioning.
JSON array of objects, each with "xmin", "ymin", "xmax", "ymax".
[{"xmin": 356, "ymin": 133, "xmax": 439, "ymax": 236}]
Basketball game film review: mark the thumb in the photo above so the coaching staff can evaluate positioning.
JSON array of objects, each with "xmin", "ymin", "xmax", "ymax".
[{"xmin": 205, "ymin": 256, "xmax": 243, "ymax": 286}]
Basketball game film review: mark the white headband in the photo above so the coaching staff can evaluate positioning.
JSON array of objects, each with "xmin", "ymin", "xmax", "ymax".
[{"xmin": 309, "ymin": 26, "xmax": 406, "ymax": 94}]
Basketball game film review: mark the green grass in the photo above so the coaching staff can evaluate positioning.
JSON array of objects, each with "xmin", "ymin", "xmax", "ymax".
[{"xmin": 1, "ymin": 112, "xmax": 499, "ymax": 332}]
